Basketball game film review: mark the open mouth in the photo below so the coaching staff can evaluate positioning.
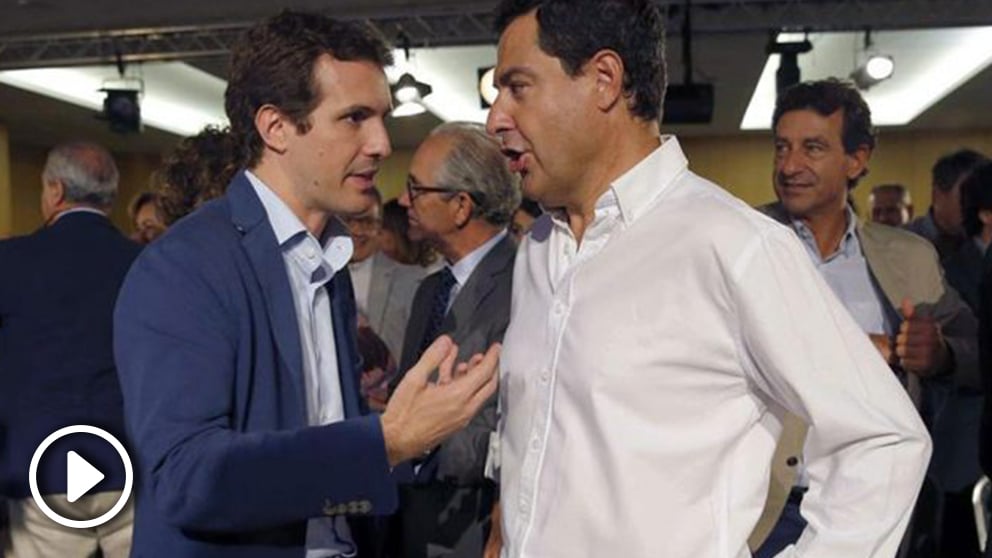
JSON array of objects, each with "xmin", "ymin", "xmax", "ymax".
[{"xmin": 501, "ymin": 147, "xmax": 528, "ymax": 176}]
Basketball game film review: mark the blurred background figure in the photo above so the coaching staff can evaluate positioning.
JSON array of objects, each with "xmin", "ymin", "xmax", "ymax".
[
  {"xmin": 128, "ymin": 191, "xmax": 166, "ymax": 244},
  {"xmin": 343, "ymin": 188, "xmax": 424, "ymax": 360},
  {"xmin": 356, "ymin": 325, "xmax": 397, "ymax": 413},
  {"xmin": 0, "ymin": 141, "xmax": 140, "ymax": 558},
  {"xmin": 908, "ymin": 149, "xmax": 989, "ymax": 262},
  {"xmin": 381, "ymin": 198, "xmax": 440, "ymax": 269},
  {"xmin": 508, "ymin": 197, "xmax": 542, "ymax": 242},
  {"xmin": 948, "ymin": 161, "xmax": 992, "ymax": 311},
  {"xmin": 154, "ymin": 126, "xmax": 241, "ymax": 226},
  {"xmin": 869, "ymin": 183, "xmax": 913, "ymax": 227}
]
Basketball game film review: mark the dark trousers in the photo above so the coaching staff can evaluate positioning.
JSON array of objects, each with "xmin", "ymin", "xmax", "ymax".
[{"xmin": 753, "ymin": 488, "xmax": 807, "ymax": 558}]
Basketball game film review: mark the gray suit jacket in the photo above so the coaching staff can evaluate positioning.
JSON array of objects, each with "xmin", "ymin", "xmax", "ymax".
[
  {"xmin": 364, "ymin": 252, "xmax": 424, "ymax": 360},
  {"xmin": 394, "ymin": 233, "xmax": 515, "ymax": 557},
  {"xmin": 750, "ymin": 203, "xmax": 979, "ymax": 549}
]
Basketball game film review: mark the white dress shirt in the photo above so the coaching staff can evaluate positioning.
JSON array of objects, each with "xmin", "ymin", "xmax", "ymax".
[
  {"xmin": 498, "ymin": 137, "xmax": 931, "ymax": 558},
  {"xmin": 247, "ymin": 172, "xmax": 357, "ymax": 557}
]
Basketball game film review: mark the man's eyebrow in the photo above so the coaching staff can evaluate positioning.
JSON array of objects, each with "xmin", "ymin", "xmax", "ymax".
[{"xmin": 496, "ymin": 66, "xmax": 535, "ymax": 87}]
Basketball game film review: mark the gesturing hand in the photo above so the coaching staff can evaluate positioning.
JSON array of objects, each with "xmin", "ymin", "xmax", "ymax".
[{"xmin": 380, "ymin": 335, "xmax": 500, "ymax": 466}]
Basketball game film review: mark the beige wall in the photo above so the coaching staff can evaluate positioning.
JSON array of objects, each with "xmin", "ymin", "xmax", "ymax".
[
  {"xmin": 680, "ymin": 128, "xmax": 992, "ymax": 219},
  {"xmin": 5, "ymin": 143, "xmax": 162, "ymax": 238},
  {"xmin": 2, "ymin": 126, "xmax": 989, "ymax": 238}
]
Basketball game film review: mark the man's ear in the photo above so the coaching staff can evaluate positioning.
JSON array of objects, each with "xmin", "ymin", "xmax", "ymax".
[
  {"xmin": 454, "ymin": 192, "xmax": 475, "ymax": 228},
  {"xmin": 588, "ymin": 49, "xmax": 625, "ymax": 113},
  {"xmin": 846, "ymin": 144, "xmax": 871, "ymax": 182},
  {"xmin": 45, "ymin": 179, "xmax": 66, "ymax": 206},
  {"xmin": 979, "ymin": 208, "xmax": 992, "ymax": 227},
  {"xmin": 254, "ymin": 104, "xmax": 291, "ymax": 154}
]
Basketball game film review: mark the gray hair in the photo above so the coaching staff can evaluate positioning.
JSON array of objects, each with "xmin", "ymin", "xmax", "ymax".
[
  {"xmin": 42, "ymin": 142, "xmax": 119, "ymax": 208},
  {"xmin": 429, "ymin": 121, "xmax": 521, "ymax": 227}
]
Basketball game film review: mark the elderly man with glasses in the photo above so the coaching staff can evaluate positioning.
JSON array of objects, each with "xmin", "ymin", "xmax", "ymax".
[{"xmin": 387, "ymin": 121, "xmax": 520, "ymax": 558}]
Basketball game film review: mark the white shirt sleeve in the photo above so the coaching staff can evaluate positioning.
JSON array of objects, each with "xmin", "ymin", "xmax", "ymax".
[{"xmin": 732, "ymin": 226, "xmax": 931, "ymax": 557}]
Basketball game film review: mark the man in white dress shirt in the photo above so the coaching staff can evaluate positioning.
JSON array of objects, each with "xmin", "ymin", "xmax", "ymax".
[{"xmin": 483, "ymin": 1, "xmax": 931, "ymax": 556}]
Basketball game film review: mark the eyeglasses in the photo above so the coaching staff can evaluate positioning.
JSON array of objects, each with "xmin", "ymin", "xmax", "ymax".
[
  {"xmin": 405, "ymin": 178, "xmax": 486, "ymax": 208},
  {"xmin": 405, "ymin": 177, "xmax": 461, "ymax": 202}
]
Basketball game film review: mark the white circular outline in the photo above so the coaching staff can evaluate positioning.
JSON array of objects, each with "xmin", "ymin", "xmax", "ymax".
[{"xmin": 28, "ymin": 425, "xmax": 134, "ymax": 529}]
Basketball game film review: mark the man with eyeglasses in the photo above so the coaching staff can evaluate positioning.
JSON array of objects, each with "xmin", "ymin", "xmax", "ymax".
[
  {"xmin": 342, "ymin": 187, "xmax": 425, "ymax": 360},
  {"xmin": 388, "ymin": 121, "xmax": 520, "ymax": 558}
]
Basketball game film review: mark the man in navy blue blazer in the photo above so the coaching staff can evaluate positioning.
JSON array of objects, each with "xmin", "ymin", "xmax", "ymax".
[
  {"xmin": 0, "ymin": 142, "xmax": 141, "ymax": 557},
  {"xmin": 113, "ymin": 11, "xmax": 499, "ymax": 558}
]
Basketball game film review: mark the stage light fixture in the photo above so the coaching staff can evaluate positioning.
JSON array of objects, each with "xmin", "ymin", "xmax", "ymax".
[{"xmin": 852, "ymin": 54, "xmax": 895, "ymax": 89}]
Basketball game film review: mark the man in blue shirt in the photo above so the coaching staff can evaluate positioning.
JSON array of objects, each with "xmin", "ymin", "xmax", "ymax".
[{"xmin": 113, "ymin": 11, "xmax": 499, "ymax": 558}]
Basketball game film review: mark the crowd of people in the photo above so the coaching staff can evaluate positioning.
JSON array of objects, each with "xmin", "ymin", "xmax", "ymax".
[{"xmin": 2, "ymin": 1, "xmax": 992, "ymax": 557}]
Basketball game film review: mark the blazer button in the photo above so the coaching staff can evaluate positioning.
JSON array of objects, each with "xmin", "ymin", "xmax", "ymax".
[{"xmin": 786, "ymin": 456, "xmax": 799, "ymax": 467}]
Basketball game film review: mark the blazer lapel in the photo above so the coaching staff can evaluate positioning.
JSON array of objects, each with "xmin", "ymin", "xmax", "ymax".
[
  {"xmin": 329, "ymin": 271, "xmax": 363, "ymax": 418},
  {"xmin": 858, "ymin": 221, "xmax": 907, "ymax": 310},
  {"xmin": 445, "ymin": 235, "xmax": 515, "ymax": 332},
  {"xmin": 228, "ymin": 172, "xmax": 308, "ymax": 421}
]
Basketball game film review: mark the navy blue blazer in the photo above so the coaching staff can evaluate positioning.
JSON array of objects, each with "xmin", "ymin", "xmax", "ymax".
[
  {"xmin": 0, "ymin": 211, "xmax": 140, "ymax": 499},
  {"xmin": 114, "ymin": 173, "xmax": 397, "ymax": 557}
]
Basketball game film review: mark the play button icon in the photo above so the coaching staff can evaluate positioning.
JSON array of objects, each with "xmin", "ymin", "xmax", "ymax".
[
  {"xmin": 29, "ymin": 425, "xmax": 133, "ymax": 529},
  {"xmin": 66, "ymin": 450, "xmax": 106, "ymax": 503}
]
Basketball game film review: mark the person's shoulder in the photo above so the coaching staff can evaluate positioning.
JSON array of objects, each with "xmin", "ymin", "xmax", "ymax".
[
  {"xmin": 668, "ymin": 172, "xmax": 788, "ymax": 238},
  {"xmin": 862, "ymin": 219, "xmax": 938, "ymax": 257}
]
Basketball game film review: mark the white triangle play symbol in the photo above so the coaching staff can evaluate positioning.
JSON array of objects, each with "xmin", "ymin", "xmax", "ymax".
[{"xmin": 66, "ymin": 451, "xmax": 104, "ymax": 503}]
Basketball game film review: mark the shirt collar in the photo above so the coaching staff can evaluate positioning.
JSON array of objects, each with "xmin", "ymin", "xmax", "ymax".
[
  {"xmin": 51, "ymin": 207, "xmax": 106, "ymax": 224},
  {"xmin": 245, "ymin": 170, "xmax": 353, "ymax": 274},
  {"xmin": 610, "ymin": 135, "xmax": 685, "ymax": 226},
  {"xmin": 448, "ymin": 229, "xmax": 508, "ymax": 287},
  {"xmin": 791, "ymin": 205, "xmax": 861, "ymax": 262},
  {"xmin": 546, "ymin": 136, "xmax": 686, "ymax": 230}
]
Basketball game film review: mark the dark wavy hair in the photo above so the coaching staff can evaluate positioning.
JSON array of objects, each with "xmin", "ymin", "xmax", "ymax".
[
  {"xmin": 773, "ymin": 78, "xmax": 876, "ymax": 189},
  {"xmin": 932, "ymin": 149, "xmax": 988, "ymax": 193},
  {"xmin": 225, "ymin": 10, "xmax": 392, "ymax": 168},
  {"xmin": 154, "ymin": 126, "xmax": 240, "ymax": 225},
  {"xmin": 960, "ymin": 161, "xmax": 992, "ymax": 237},
  {"xmin": 494, "ymin": 0, "xmax": 666, "ymax": 123}
]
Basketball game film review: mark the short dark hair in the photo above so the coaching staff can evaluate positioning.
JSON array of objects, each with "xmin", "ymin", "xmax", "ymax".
[
  {"xmin": 225, "ymin": 11, "xmax": 393, "ymax": 168},
  {"xmin": 773, "ymin": 79, "xmax": 875, "ymax": 188},
  {"xmin": 960, "ymin": 161, "xmax": 992, "ymax": 237},
  {"xmin": 773, "ymin": 79, "xmax": 876, "ymax": 155},
  {"xmin": 494, "ymin": 0, "xmax": 666, "ymax": 122},
  {"xmin": 932, "ymin": 149, "xmax": 988, "ymax": 192}
]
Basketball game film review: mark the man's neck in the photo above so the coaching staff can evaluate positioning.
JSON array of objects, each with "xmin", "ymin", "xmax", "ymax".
[
  {"xmin": 799, "ymin": 208, "xmax": 850, "ymax": 260},
  {"xmin": 436, "ymin": 222, "xmax": 501, "ymax": 265},
  {"xmin": 251, "ymin": 163, "xmax": 329, "ymax": 238},
  {"xmin": 563, "ymin": 122, "xmax": 660, "ymax": 244}
]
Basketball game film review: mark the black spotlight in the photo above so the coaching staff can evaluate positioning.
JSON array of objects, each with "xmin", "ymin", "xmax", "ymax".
[{"xmin": 100, "ymin": 88, "xmax": 141, "ymax": 134}]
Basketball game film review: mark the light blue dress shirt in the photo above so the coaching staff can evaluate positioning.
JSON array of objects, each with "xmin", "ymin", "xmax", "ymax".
[{"xmin": 246, "ymin": 171, "xmax": 357, "ymax": 558}]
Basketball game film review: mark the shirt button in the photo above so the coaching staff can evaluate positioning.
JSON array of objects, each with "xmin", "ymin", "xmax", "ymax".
[
  {"xmin": 553, "ymin": 302, "xmax": 565, "ymax": 315},
  {"xmin": 305, "ymin": 247, "xmax": 317, "ymax": 259},
  {"xmin": 530, "ymin": 437, "xmax": 541, "ymax": 451},
  {"xmin": 540, "ymin": 370, "xmax": 549, "ymax": 384},
  {"xmin": 518, "ymin": 499, "xmax": 529, "ymax": 513}
]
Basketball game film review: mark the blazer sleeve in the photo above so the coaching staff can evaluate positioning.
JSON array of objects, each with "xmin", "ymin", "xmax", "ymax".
[
  {"xmin": 113, "ymin": 237, "xmax": 396, "ymax": 533},
  {"xmin": 929, "ymin": 272, "xmax": 980, "ymax": 390}
]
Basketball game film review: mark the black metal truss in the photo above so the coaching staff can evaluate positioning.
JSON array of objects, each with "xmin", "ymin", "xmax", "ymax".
[{"xmin": 0, "ymin": 0, "xmax": 989, "ymax": 70}]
